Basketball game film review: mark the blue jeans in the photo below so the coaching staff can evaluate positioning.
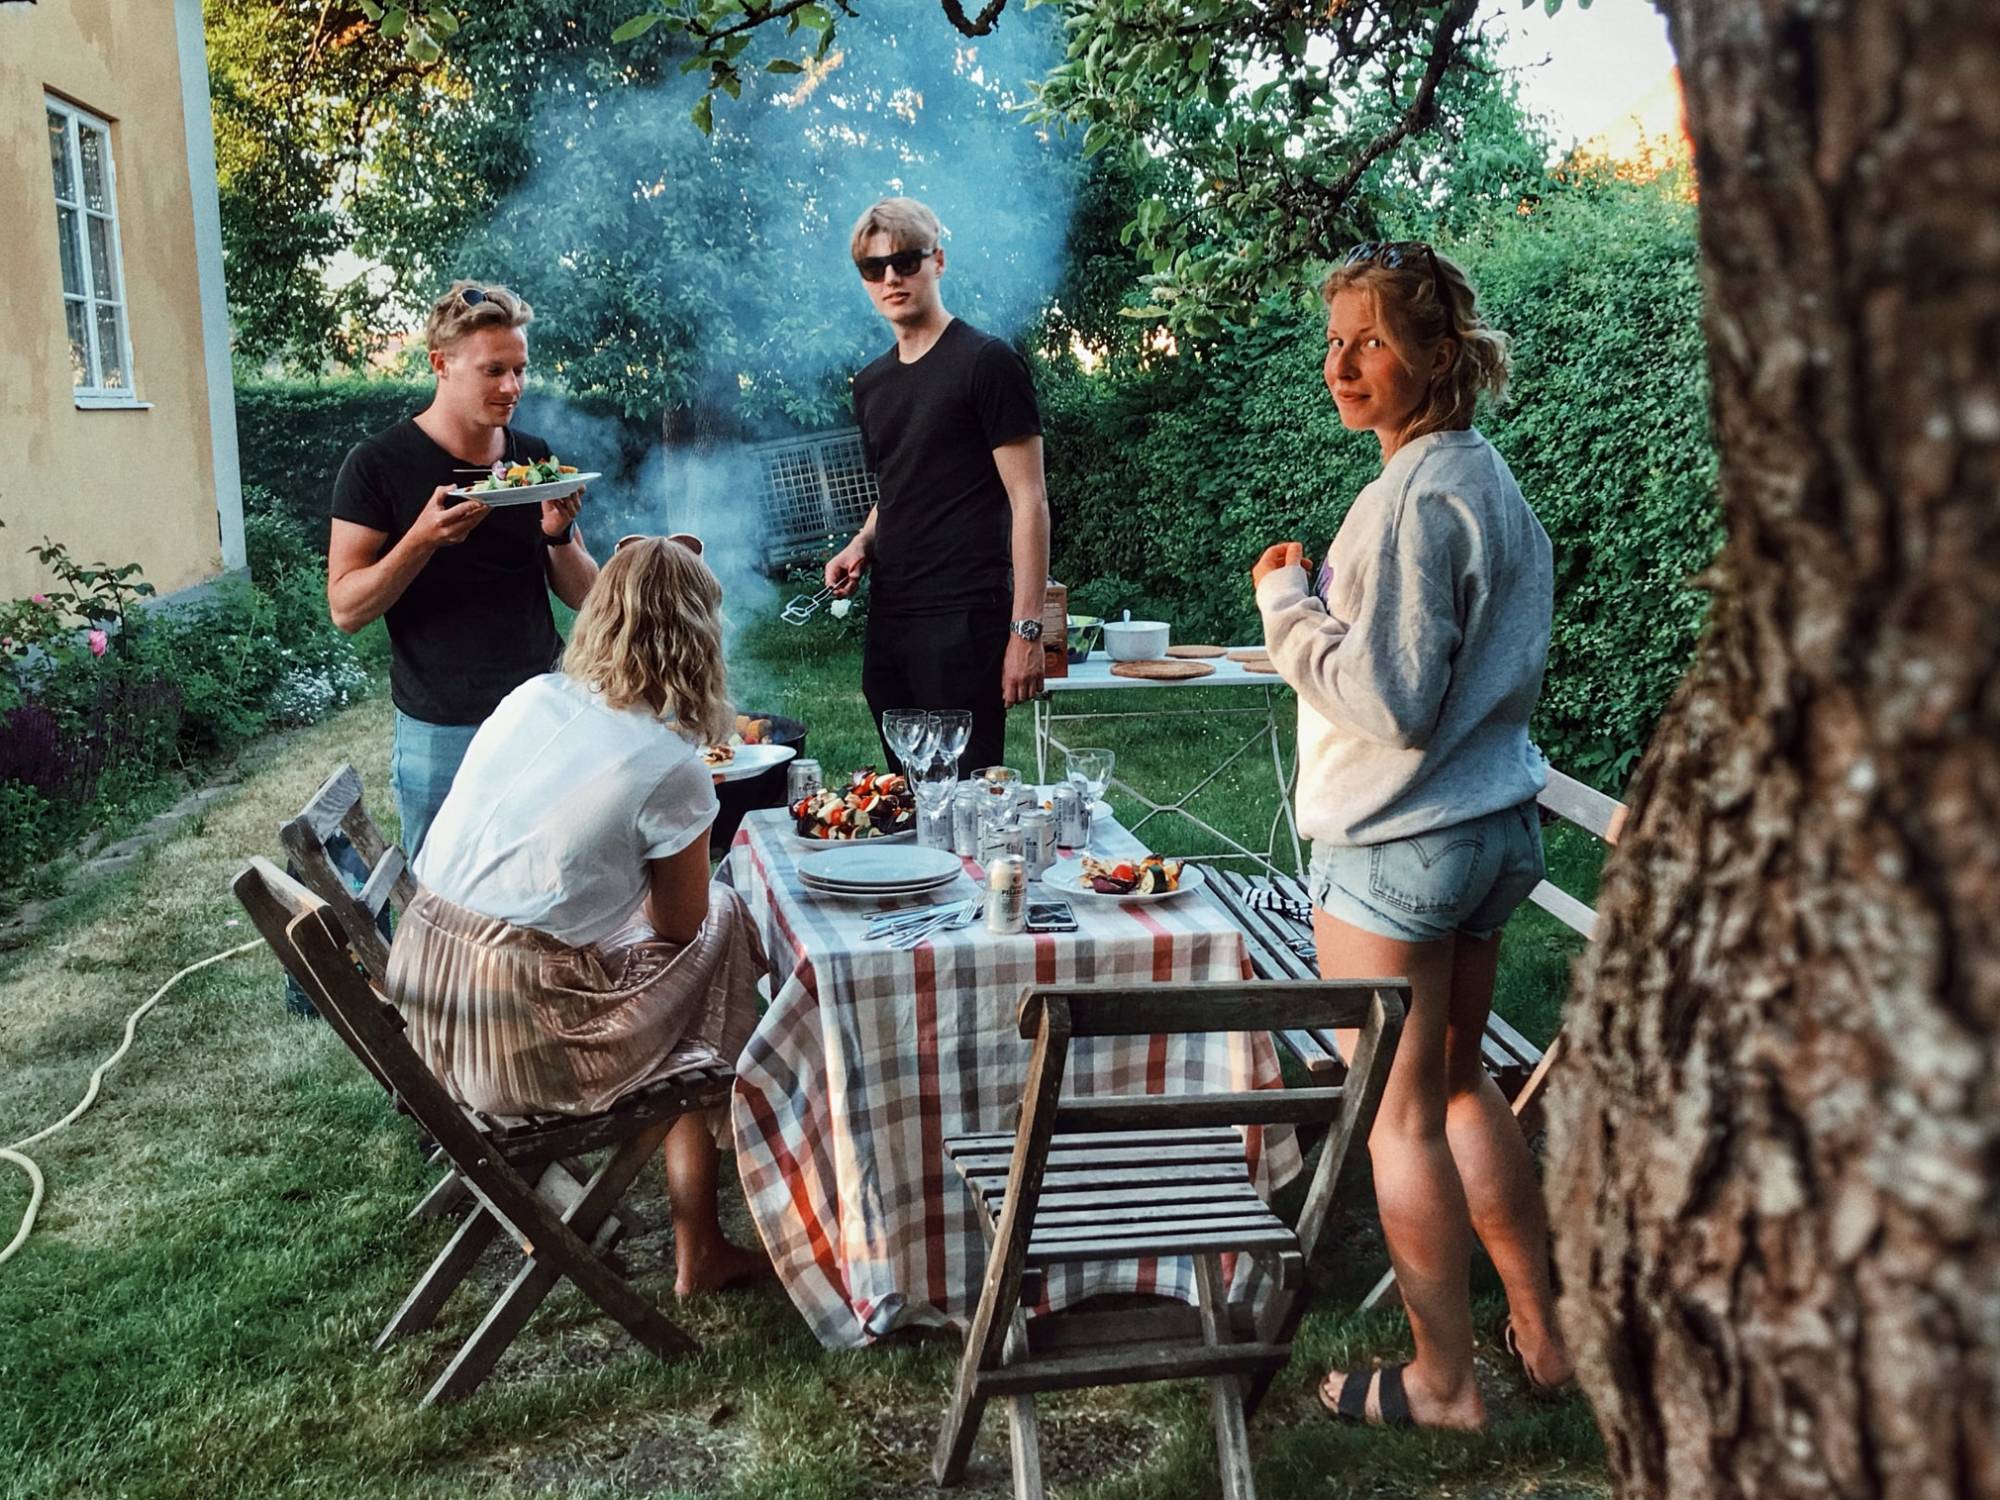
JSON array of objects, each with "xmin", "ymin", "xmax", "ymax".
[
  {"xmin": 1308, "ymin": 801, "xmax": 1545, "ymax": 944},
  {"xmin": 390, "ymin": 709, "xmax": 481, "ymax": 861}
]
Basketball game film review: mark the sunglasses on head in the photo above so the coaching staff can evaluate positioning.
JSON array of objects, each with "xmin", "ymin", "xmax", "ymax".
[
  {"xmin": 459, "ymin": 287, "xmax": 489, "ymax": 307},
  {"xmin": 615, "ymin": 532, "xmax": 704, "ymax": 556},
  {"xmin": 855, "ymin": 247, "xmax": 936, "ymax": 283},
  {"xmin": 1344, "ymin": 240, "xmax": 1451, "ymax": 315}
]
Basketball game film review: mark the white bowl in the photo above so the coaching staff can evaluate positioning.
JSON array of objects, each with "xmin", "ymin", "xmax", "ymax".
[{"xmin": 1102, "ymin": 620, "xmax": 1170, "ymax": 661}]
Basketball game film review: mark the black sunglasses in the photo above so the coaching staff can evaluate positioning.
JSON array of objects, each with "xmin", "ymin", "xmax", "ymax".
[
  {"xmin": 460, "ymin": 287, "xmax": 489, "ymax": 307},
  {"xmin": 855, "ymin": 247, "xmax": 937, "ymax": 283},
  {"xmin": 1345, "ymin": 240, "xmax": 1450, "ymax": 315}
]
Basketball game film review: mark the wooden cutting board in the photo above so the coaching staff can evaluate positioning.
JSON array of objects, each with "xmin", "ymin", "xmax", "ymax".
[
  {"xmin": 1110, "ymin": 658, "xmax": 1216, "ymax": 681},
  {"xmin": 1226, "ymin": 647, "xmax": 1271, "ymax": 663},
  {"xmin": 1165, "ymin": 644, "xmax": 1226, "ymax": 659},
  {"xmin": 1239, "ymin": 658, "xmax": 1282, "ymax": 675}
]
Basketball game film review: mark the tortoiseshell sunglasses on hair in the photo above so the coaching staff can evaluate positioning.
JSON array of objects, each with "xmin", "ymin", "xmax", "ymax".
[
  {"xmin": 1343, "ymin": 240, "xmax": 1450, "ymax": 313},
  {"xmin": 615, "ymin": 532, "xmax": 704, "ymax": 555}
]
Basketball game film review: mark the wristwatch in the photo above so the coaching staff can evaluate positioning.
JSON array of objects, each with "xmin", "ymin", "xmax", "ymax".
[
  {"xmin": 541, "ymin": 521, "xmax": 575, "ymax": 547},
  {"xmin": 1009, "ymin": 618, "xmax": 1043, "ymax": 643}
]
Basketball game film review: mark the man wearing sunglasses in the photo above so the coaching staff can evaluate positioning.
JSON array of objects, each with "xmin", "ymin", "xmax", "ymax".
[
  {"xmin": 825, "ymin": 196, "xmax": 1050, "ymax": 774},
  {"xmin": 327, "ymin": 281, "xmax": 599, "ymax": 857}
]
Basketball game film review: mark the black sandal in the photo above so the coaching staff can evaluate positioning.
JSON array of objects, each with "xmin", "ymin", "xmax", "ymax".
[{"xmin": 1317, "ymin": 1362, "xmax": 1414, "ymax": 1428}]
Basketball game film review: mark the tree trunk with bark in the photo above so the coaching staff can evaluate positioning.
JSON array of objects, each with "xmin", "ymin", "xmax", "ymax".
[{"xmin": 1545, "ymin": 2, "xmax": 2000, "ymax": 1497}]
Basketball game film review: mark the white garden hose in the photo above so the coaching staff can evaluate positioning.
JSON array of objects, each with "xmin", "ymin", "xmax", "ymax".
[{"xmin": 0, "ymin": 937, "xmax": 265, "ymax": 1268}]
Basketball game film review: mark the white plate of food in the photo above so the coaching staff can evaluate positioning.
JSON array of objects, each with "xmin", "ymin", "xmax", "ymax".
[
  {"xmin": 703, "ymin": 742, "xmax": 795, "ymax": 782},
  {"xmin": 1048, "ymin": 854, "xmax": 1207, "ymax": 905},
  {"xmin": 788, "ymin": 770, "xmax": 918, "ymax": 848},
  {"xmin": 447, "ymin": 458, "xmax": 601, "ymax": 507}
]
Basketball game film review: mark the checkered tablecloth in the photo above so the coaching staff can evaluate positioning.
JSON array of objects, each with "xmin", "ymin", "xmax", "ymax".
[{"xmin": 725, "ymin": 807, "xmax": 1301, "ymax": 1349}]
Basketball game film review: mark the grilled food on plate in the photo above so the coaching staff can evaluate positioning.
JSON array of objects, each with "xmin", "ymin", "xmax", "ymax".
[
  {"xmin": 702, "ymin": 744, "xmax": 735, "ymax": 768},
  {"xmin": 1078, "ymin": 853, "xmax": 1182, "ymax": 896},
  {"xmin": 791, "ymin": 768, "xmax": 915, "ymax": 841},
  {"xmin": 468, "ymin": 455, "xmax": 582, "ymax": 491}
]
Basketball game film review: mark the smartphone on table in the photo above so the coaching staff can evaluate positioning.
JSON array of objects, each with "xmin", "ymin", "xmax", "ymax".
[{"xmin": 1025, "ymin": 900, "xmax": 1079, "ymax": 934}]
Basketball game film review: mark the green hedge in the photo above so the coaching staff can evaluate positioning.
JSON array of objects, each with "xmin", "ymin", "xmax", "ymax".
[
  {"xmin": 1040, "ymin": 172, "xmax": 1717, "ymax": 791},
  {"xmin": 232, "ymin": 377, "xmax": 433, "ymax": 537}
]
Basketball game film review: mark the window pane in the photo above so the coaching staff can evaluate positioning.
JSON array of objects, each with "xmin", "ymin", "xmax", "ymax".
[
  {"xmin": 57, "ymin": 207, "xmax": 84, "ymax": 296},
  {"xmin": 65, "ymin": 300, "xmax": 93, "ymax": 388},
  {"xmin": 87, "ymin": 214, "xmax": 114, "ymax": 297},
  {"xmin": 79, "ymin": 125, "xmax": 109, "ymax": 213},
  {"xmin": 48, "ymin": 110, "xmax": 73, "ymax": 202},
  {"xmin": 94, "ymin": 304, "xmax": 126, "ymax": 389}
]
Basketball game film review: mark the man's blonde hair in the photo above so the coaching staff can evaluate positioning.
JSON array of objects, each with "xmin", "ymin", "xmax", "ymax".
[
  {"xmin": 849, "ymin": 197, "xmax": 944, "ymax": 261},
  {"xmin": 424, "ymin": 280, "xmax": 535, "ymax": 352},
  {"xmin": 561, "ymin": 540, "xmax": 733, "ymax": 743}
]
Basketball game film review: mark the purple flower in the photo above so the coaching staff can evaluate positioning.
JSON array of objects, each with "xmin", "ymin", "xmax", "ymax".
[{"xmin": 87, "ymin": 629, "xmax": 108, "ymax": 657}]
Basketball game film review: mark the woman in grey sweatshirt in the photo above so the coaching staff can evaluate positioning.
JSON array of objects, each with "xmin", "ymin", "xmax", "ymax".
[{"xmin": 1254, "ymin": 242, "xmax": 1573, "ymax": 1428}]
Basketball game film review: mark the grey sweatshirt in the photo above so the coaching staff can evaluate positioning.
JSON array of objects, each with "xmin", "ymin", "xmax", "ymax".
[{"xmin": 1255, "ymin": 428, "xmax": 1553, "ymax": 846}]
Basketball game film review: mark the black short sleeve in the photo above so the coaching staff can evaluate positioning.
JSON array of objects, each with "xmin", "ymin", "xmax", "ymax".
[
  {"xmin": 330, "ymin": 443, "xmax": 396, "ymax": 534},
  {"xmin": 970, "ymin": 338, "xmax": 1042, "ymax": 451}
]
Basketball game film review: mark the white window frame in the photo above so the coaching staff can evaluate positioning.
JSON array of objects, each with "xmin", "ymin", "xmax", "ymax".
[{"xmin": 46, "ymin": 95, "xmax": 142, "ymax": 409}]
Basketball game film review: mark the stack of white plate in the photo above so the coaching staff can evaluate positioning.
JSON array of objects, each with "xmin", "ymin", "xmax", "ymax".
[{"xmin": 796, "ymin": 845, "xmax": 964, "ymax": 902}]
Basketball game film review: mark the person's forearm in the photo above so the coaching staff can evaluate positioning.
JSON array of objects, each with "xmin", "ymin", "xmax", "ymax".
[
  {"xmin": 545, "ymin": 532, "xmax": 599, "ymax": 609},
  {"xmin": 1008, "ymin": 487, "xmax": 1050, "ymax": 620},
  {"xmin": 328, "ymin": 533, "xmax": 435, "ymax": 633},
  {"xmin": 854, "ymin": 506, "xmax": 879, "ymax": 555}
]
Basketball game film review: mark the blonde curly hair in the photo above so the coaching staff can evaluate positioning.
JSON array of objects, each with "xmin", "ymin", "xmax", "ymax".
[
  {"xmin": 1321, "ymin": 245, "xmax": 1510, "ymax": 447},
  {"xmin": 561, "ymin": 539, "xmax": 732, "ymax": 743},
  {"xmin": 423, "ymin": 280, "xmax": 534, "ymax": 352}
]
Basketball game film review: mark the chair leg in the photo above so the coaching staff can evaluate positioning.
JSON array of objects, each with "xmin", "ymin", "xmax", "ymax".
[
  {"xmin": 419, "ymin": 1123, "xmax": 674, "ymax": 1405},
  {"xmin": 409, "ymin": 1164, "xmax": 472, "ymax": 1221},
  {"xmin": 1003, "ymin": 1313, "xmax": 1046, "ymax": 1500},
  {"xmin": 1196, "ymin": 1255, "xmax": 1258, "ymax": 1500},
  {"xmin": 378, "ymin": 1201, "xmax": 502, "ymax": 1347}
]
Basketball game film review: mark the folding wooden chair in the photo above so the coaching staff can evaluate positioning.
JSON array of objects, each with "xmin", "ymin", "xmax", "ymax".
[
  {"xmin": 232, "ymin": 856, "xmax": 730, "ymax": 1405},
  {"xmin": 934, "ymin": 979, "xmax": 1405, "ymax": 1500}
]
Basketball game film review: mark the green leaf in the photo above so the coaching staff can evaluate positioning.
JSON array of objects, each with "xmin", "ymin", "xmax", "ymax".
[
  {"xmin": 425, "ymin": 7, "xmax": 459, "ymax": 37},
  {"xmin": 795, "ymin": 4, "xmax": 833, "ymax": 30},
  {"xmin": 766, "ymin": 58, "xmax": 806, "ymax": 73},
  {"xmin": 1284, "ymin": 21, "xmax": 1306, "ymax": 58},
  {"xmin": 1082, "ymin": 122, "xmax": 1111, "ymax": 158},
  {"xmin": 379, "ymin": 6, "xmax": 408, "ymax": 38},
  {"xmin": 611, "ymin": 13, "xmax": 663, "ymax": 42},
  {"xmin": 406, "ymin": 29, "xmax": 442, "ymax": 62},
  {"xmin": 691, "ymin": 94, "xmax": 714, "ymax": 134},
  {"xmin": 1189, "ymin": 37, "xmax": 1211, "ymax": 74},
  {"xmin": 357, "ymin": 0, "xmax": 384, "ymax": 19}
]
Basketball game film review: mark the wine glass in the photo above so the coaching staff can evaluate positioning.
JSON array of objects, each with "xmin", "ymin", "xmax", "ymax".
[
  {"xmin": 882, "ymin": 709, "xmax": 936, "ymax": 779},
  {"xmin": 910, "ymin": 747, "xmax": 960, "ymax": 848},
  {"xmin": 1063, "ymin": 746, "xmax": 1115, "ymax": 854},
  {"xmin": 927, "ymin": 710, "xmax": 973, "ymax": 773}
]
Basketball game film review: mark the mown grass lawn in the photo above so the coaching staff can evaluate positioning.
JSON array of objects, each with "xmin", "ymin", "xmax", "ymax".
[{"xmin": 0, "ymin": 618, "xmax": 1606, "ymax": 1499}]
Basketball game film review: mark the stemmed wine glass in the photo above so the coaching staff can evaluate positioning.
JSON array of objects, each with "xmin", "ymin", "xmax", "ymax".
[
  {"xmin": 927, "ymin": 710, "xmax": 973, "ymax": 775},
  {"xmin": 1063, "ymin": 746, "xmax": 1116, "ymax": 855},
  {"xmin": 882, "ymin": 709, "xmax": 937, "ymax": 780},
  {"xmin": 910, "ymin": 746, "xmax": 960, "ymax": 849}
]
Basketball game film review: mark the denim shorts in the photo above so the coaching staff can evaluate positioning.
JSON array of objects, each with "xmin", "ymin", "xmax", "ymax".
[{"xmin": 1307, "ymin": 800, "xmax": 1545, "ymax": 944}]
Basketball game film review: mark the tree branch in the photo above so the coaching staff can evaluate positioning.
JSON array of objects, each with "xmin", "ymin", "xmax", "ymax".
[{"xmin": 940, "ymin": 0, "xmax": 1007, "ymax": 37}]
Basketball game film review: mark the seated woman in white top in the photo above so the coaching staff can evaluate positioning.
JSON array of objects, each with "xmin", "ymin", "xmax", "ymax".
[{"xmin": 387, "ymin": 535, "xmax": 768, "ymax": 1296}]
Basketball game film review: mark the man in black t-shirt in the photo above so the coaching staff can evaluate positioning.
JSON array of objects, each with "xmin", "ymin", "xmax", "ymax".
[
  {"xmin": 825, "ymin": 197, "xmax": 1050, "ymax": 774},
  {"xmin": 327, "ymin": 281, "xmax": 599, "ymax": 856}
]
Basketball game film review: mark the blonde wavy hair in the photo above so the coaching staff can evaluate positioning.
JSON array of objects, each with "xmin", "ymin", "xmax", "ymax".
[
  {"xmin": 423, "ymin": 280, "xmax": 535, "ymax": 352},
  {"xmin": 562, "ymin": 539, "xmax": 732, "ymax": 743},
  {"xmin": 1321, "ymin": 245, "xmax": 1510, "ymax": 446},
  {"xmin": 849, "ymin": 196, "xmax": 944, "ymax": 260}
]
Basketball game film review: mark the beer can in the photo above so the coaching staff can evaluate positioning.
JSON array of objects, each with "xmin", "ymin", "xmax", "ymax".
[
  {"xmin": 1019, "ymin": 809, "xmax": 1058, "ymax": 877},
  {"xmin": 1048, "ymin": 782, "xmax": 1087, "ymax": 848},
  {"xmin": 950, "ymin": 785, "xmax": 986, "ymax": 854},
  {"xmin": 986, "ymin": 855, "xmax": 1028, "ymax": 935},
  {"xmin": 787, "ymin": 757, "xmax": 823, "ymax": 806},
  {"xmin": 1010, "ymin": 785, "xmax": 1039, "ymax": 816},
  {"xmin": 978, "ymin": 813, "xmax": 1025, "ymax": 870}
]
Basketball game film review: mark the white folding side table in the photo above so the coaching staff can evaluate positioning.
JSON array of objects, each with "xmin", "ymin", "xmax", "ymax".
[{"xmin": 1033, "ymin": 649, "xmax": 1305, "ymax": 878}]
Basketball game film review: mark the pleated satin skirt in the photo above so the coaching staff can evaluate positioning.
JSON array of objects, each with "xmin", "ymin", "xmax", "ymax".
[{"xmin": 385, "ymin": 882, "xmax": 765, "ymax": 1117}]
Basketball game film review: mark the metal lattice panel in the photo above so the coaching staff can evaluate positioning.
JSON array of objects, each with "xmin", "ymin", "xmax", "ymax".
[{"xmin": 753, "ymin": 428, "xmax": 880, "ymax": 566}]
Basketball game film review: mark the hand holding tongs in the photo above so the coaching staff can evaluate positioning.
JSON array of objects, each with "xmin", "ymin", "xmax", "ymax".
[{"xmin": 781, "ymin": 585, "xmax": 836, "ymax": 625}]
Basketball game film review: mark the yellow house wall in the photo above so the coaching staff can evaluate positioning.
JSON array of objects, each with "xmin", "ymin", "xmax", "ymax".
[{"xmin": 0, "ymin": 0, "xmax": 226, "ymax": 601}]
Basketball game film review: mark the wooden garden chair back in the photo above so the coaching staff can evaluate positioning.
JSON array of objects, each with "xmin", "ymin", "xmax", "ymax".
[
  {"xmin": 934, "ymin": 978, "xmax": 1405, "ymax": 1500},
  {"xmin": 231, "ymin": 855, "xmax": 727, "ymax": 1405},
  {"xmin": 279, "ymin": 763, "xmax": 416, "ymax": 982}
]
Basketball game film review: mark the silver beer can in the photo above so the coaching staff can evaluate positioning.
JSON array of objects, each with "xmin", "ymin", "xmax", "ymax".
[
  {"xmin": 1010, "ymin": 785, "xmax": 1038, "ymax": 816},
  {"xmin": 986, "ymin": 855, "xmax": 1028, "ymax": 935},
  {"xmin": 787, "ymin": 757, "xmax": 823, "ymax": 806},
  {"xmin": 977, "ymin": 813, "xmax": 1025, "ymax": 869},
  {"xmin": 1049, "ymin": 782, "xmax": 1089, "ymax": 849},
  {"xmin": 950, "ymin": 785, "xmax": 985, "ymax": 854},
  {"xmin": 1019, "ymin": 809, "xmax": 1058, "ymax": 877}
]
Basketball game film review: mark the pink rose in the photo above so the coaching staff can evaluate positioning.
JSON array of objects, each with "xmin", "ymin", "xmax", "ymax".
[
  {"xmin": 31, "ymin": 594, "xmax": 48, "ymax": 605},
  {"xmin": 87, "ymin": 629, "xmax": 108, "ymax": 657}
]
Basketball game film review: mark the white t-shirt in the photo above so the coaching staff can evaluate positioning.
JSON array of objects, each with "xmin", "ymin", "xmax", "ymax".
[{"xmin": 413, "ymin": 673, "xmax": 719, "ymax": 948}]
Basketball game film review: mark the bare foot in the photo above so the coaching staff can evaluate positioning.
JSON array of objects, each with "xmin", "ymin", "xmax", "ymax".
[
  {"xmin": 1318, "ymin": 1362, "xmax": 1486, "ymax": 1430},
  {"xmin": 674, "ymin": 1239, "xmax": 771, "ymax": 1298}
]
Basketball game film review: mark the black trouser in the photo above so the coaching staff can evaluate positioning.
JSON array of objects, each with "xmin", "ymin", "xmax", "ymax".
[{"xmin": 862, "ymin": 601, "xmax": 1010, "ymax": 777}]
